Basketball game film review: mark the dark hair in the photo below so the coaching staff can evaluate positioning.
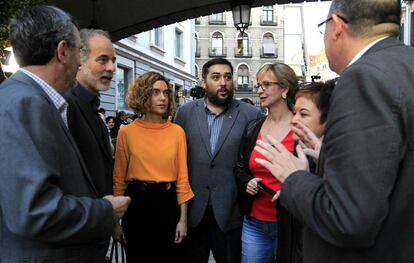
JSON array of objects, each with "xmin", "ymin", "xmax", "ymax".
[
  {"xmin": 296, "ymin": 79, "xmax": 336, "ymax": 124},
  {"xmin": 79, "ymin": 29, "xmax": 111, "ymax": 62},
  {"xmin": 329, "ymin": 0, "xmax": 401, "ymax": 37},
  {"xmin": 9, "ymin": 5, "xmax": 78, "ymax": 67},
  {"xmin": 126, "ymin": 72, "xmax": 176, "ymax": 118},
  {"xmin": 98, "ymin": 107, "xmax": 106, "ymax": 114},
  {"xmin": 116, "ymin": 111, "xmax": 126, "ymax": 118},
  {"xmin": 105, "ymin": 116, "xmax": 115, "ymax": 123},
  {"xmin": 256, "ymin": 63, "xmax": 298, "ymax": 112},
  {"xmin": 202, "ymin": 58, "xmax": 233, "ymax": 80}
]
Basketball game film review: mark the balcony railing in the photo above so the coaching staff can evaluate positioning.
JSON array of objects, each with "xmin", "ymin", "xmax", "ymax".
[
  {"xmin": 234, "ymin": 47, "xmax": 252, "ymax": 58},
  {"xmin": 209, "ymin": 47, "xmax": 227, "ymax": 57},
  {"xmin": 260, "ymin": 47, "xmax": 278, "ymax": 58},
  {"xmin": 209, "ymin": 14, "xmax": 226, "ymax": 25},
  {"xmin": 237, "ymin": 84, "xmax": 252, "ymax": 91},
  {"xmin": 260, "ymin": 15, "xmax": 278, "ymax": 26}
]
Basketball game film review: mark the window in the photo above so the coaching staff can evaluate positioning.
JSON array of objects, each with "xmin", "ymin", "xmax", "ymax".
[
  {"xmin": 261, "ymin": 33, "xmax": 277, "ymax": 58},
  {"xmin": 175, "ymin": 29, "xmax": 183, "ymax": 58},
  {"xmin": 153, "ymin": 27, "xmax": 164, "ymax": 48},
  {"xmin": 411, "ymin": 11, "xmax": 414, "ymax": 46},
  {"xmin": 116, "ymin": 67, "xmax": 132, "ymax": 110},
  {"xmin": 209, "ymin": 13, "xmax": 225, "ymax": 24},
  {"xmin": 195, "ymin": 33, "xmax": 200, "ymax": 57},
  {"xmin": 237, "ymin": 65, "xmax": 249, "ymax": 90},
  {"xmin": 195, "ymin": 17, "xmax": 201, "ymax": 24},
  {"xmin": 209, "ymin": 32, "xmax": 226, "ymax": 57},
  {"xmin": 236, "ymin": 33, "xmax": 250, "ymax": 57},
  {"xmin": 261, "ymin": 6, "xmax": 276, "ymax": 25}
]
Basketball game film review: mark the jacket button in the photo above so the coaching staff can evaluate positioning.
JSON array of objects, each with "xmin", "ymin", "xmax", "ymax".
[
  {"xmin": 206, "ymin": 186, "xmax": 210, "ymax": 190},
  {"xmin": 210, "ymin": 164, "xmax": 214, "ymax": 168}
]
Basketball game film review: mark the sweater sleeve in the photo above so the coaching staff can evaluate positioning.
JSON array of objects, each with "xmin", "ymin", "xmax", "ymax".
[
  {"xmin": 113, "ymin": 128, "xmax": 129, "ymax": 196},
  {"xmin": 175, "ymin": 128, "xmax": 194, "ymax": 204}
]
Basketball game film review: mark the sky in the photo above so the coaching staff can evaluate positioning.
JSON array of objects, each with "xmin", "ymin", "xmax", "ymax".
[{"xmin": 303, "ymin": 1, "xmax": 332, "ymax": 54}]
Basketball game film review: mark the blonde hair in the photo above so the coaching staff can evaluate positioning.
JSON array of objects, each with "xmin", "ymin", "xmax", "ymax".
[{"xmin": 256, "ymin": 63, "xmax": 298, "ymax": 111}]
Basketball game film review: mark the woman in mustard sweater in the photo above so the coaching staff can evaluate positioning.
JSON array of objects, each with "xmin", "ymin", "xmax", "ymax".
[{"xmin": 113, "ymin": 72, "xmax": 194, "ymax": 263}]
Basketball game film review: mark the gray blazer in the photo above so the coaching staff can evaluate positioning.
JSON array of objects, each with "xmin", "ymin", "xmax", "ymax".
[
  {"xmin": 281, "ymin": 37, "xmax": 414, "ymax": 262},
  {"xmin": 0, "ymin": 71, "xmax": 113, "ymax": 263},
  {"xmin": 175, "ymin": 99, "xmax": 261, "ymax": 232}
]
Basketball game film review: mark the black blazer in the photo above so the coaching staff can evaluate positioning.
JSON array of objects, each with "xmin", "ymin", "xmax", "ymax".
[
  {"xmin": 64, "ymin": 84, "xmax": 113, "ymax": 197},
  {"xmin": 235, "ymin": 117, "xmax": 302, "ymax": 263},
  {"xmin": 281, "ymin": 38, "xmax": 414, "ymax": 262}
]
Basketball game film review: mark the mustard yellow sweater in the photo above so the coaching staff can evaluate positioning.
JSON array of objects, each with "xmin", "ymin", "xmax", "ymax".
[{"xmin": 113, "ymin": 119, "xmax": 194, "ymax": 204}]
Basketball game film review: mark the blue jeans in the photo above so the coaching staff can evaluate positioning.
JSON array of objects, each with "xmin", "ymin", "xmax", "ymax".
[{"xmin": 241, "ymin": 217, "xmax": 277, "ymax": 263}]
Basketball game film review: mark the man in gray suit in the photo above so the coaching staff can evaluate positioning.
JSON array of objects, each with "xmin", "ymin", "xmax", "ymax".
[
  {"xmin": 255, "ymin": 0, "xmax": 414, "ymax": 262},
  {"xmin": 0, "ymin": 6, "xmax": 130, "ymax": 262},
  {"xmin": 175, "ymin": 58, "xmax": 261, "ymax": 263}
]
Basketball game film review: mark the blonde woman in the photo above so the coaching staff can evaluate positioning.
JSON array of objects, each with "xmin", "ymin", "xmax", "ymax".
[{"xmin": 235, "ymin": 63, "xmax": 298, "ymax": 263}]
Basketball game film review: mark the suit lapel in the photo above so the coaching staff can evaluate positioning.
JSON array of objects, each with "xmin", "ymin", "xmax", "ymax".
[
  {"xmin": 14, "ymin": 72, "xmax": 99, "ymax": 196},
  {"xmin": 57, "ymin": 112, "xmax": 99, "ymax": 196},
  {"xmin": 195, "ymin": 100, "xmax": 213, "ymax": 158},
  {"xmin": 72, "ymin": 87, "xmax": 112, "ymax": 161},
  {"xmin": 212, "ymin": 101, "xmax": 239, "ymax": 160}
]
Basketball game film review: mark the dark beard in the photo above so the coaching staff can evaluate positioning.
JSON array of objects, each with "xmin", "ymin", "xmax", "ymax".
[{"xmin": 206, "ymin": 89, "xmax": 234, "ymax": 107}]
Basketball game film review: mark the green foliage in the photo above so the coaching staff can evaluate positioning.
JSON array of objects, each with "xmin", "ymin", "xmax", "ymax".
[{"xmin": 0, "ymin": 0, "xmax": 45, "ymax": 53}]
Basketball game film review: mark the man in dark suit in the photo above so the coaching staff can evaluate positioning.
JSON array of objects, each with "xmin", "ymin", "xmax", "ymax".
[
  {"xmin": 0, "ymin": 6, "xmax": 130, "ymax": 262},
  {"xmin": 175, "ymin": 58, "xmax": 261, "ymax": 263},
  {"xmin": 65, "ymin": 29, "xmax": 116, "ymax": 197},
  {"xmin": 255, "ymin": 1, "xmax": 414, "ymax": 262}
]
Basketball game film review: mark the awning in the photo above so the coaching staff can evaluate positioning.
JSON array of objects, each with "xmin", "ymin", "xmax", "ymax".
[{"xmin": 45, "ymin": 0, "xmax": 329, "ymax": 41}]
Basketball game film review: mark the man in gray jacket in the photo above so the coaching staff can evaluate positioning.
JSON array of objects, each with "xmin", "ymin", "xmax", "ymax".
[
  {"xmin": 175, "ymin": 58, "xmax": 261, "ymax": 263},
  {"xmin": 0, "ymin": 6, "xmax": 130, "ymax": 262}
]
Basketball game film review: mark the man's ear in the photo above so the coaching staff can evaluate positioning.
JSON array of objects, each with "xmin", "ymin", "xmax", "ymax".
[
  {"xmin": 56, "ymin": 40, "xmax": 69, "ymax": 63},
  {"xmin": 331, "ymin": 14, "xmax": 346, "ymax": 39},
  {"xmin": 200, "ymin": 79, "xmax": 206, "ymax": 90}
]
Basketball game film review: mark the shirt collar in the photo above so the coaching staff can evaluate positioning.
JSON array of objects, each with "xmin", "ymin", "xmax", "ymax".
[
  {"xmin": 347, "ymin": 36, "xmax": 388, "ymax": 68},
  {"xmin": 76, "ymin": 83, "xmax": 100, "ymax": 111},
  {"xmin": 19, "ymin": 68, "xmax": 68, "ymax": 112},
  {"xmin": 203, "ymin": 97, "xmax": 231, "ymax": 116}
]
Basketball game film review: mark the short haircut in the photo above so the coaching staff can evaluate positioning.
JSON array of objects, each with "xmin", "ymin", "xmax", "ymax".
[
  {"xmin": 201, "ymin": 58, "xmax": 233, "ymax": 80},
  {"xmin": 79, "ymin": 29, "xmax": 111, "ymax": 62},
  {"xmin": 9, "ymin": 5, "xmax": 78, "ymax": 67},
  {"xmin": 256, "ymin": 63, "xmax": 299, "ymax": 112},
  {"xmin": 329, "ymin": 0, "xmax": 401, "ymax": 37},
  {"xmin": 296, "ymin": 79, "xmax": 336, "ymax": 124},
  {"xmin": 105, "ymin": 116, "xmax": 115, "ymax": 123},
  {"xmin": 126, "ymin": 72, "xmax": 176, "ymax": 118},
  {"xmin": 116, "ymin": 111, "xmax": 126, "ymax": 118}
]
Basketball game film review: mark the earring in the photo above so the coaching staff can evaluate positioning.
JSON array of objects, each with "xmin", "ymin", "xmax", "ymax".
[{"xmin": 282, "ymin": 93, "xmax": 287, "ymax": 99}]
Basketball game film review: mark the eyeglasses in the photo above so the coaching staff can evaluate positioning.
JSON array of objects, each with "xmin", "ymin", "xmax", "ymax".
[
  {"xmin": 254, "ymin": 81, "xmax": 281, "ymax": 91},
  {"xmin": 318, "ymin": 14, "xmax": 349, "ymax": 35}
]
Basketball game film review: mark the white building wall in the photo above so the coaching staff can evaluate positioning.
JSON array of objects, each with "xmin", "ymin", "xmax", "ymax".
[{"xmin": 102, "ymin": 20, "xmax": 197, "ymax": 116}]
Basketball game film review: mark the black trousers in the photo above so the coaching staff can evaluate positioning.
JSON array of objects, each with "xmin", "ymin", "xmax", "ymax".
[
  {"xmin": 122, "ymin": 181, "xmax": 184, "ymax": 263},
  {"xmin": 183, "ymin": 206, "xmax": 242, "ymax": 263}
]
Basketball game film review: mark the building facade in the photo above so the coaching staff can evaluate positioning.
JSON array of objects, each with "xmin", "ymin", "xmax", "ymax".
[
  {"xmin": 101, "ymin": 20, "xmax": 197, "ymax": 117},
  {"xmin": 195, "ymin": 4, "xmax": 305, "ymax": 106}
]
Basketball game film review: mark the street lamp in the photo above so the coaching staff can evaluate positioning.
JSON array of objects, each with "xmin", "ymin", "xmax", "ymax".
[{"xmin": 232, "ymin": 0, "xmax": 251, "ymax": 34}]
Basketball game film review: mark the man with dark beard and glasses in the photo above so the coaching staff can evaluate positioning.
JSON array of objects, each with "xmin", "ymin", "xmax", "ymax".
[{"xmin": 175, "ymin": 58, "xmax": 261, "ymax": 263}]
